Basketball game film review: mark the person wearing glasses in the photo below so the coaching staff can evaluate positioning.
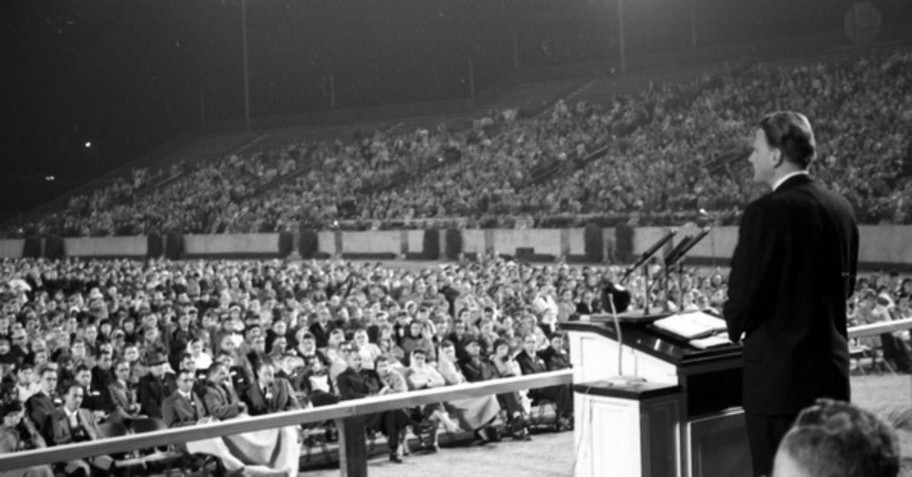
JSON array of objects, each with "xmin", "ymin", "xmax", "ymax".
[{"xmin": 162, "ymin": 369, "xmax": 209, "ymax": 428}]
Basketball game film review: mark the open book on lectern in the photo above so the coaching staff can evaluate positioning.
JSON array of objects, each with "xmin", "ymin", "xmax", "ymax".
[{"xmin": 652, "ymin": 310, "xmax": 728, "ymax": 340}]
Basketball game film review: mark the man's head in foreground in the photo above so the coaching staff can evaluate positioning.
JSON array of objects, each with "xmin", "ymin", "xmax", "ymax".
[{"xmin": 772, "ymin": 399, "xmax": 899, "ymax": 477}]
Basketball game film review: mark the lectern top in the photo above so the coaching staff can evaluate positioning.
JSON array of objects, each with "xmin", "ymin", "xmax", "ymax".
[{"xmin": 562, "ymin": 318, "xmax": 741, "ymax": 374}]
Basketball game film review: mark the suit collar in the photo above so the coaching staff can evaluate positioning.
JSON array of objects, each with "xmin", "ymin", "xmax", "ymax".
[{"xmin": 773, "ymin": 171, "xmax": 811, "ymax": 192}]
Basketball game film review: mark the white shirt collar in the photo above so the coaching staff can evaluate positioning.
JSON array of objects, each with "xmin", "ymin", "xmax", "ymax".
[
  {"xmin": 64, "ymin": 406, "xmax": 79, "ymax": 418},
  {"xmin": 772, "ymin": 171, "xmax": 809, "ymax": 192}
]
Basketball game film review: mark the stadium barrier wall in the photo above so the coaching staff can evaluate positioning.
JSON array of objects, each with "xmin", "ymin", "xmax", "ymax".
[
  {"xmin": 1, "ymin": 226, "xmax": 911, "ymax": 269},
  {"xmin": 0, "ymin": 239, "xmax": 24, "ymax": 259},
  {"xmin": 63, "ymin": 236, "xmax": 148, "ymax": 257},
  {"xmin": 183, "ymin": 233, "xmax": 280, "ymax": 258}
]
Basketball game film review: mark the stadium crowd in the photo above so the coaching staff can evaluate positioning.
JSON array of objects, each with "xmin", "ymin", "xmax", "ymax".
[
  {"xmin": 0, "ymin": 253, "xmax": 909, "ymax": 473},
  {"xmin": 7, "ymin": 51, "xmax": 911, "ymax": 237},
  {"xmin": 0, "ymin": 255, "xmax": 587, "ymax": 474}
]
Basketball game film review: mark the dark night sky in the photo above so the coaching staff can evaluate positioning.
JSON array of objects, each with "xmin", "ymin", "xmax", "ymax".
[{"xmin": 2, "ymin": 0, "xmax": 910, "ymax": 224}]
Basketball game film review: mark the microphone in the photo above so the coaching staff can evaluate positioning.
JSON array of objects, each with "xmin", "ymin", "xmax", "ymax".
[
  {"xmin": 622, "ymin": 228, "xmax": 677, "ymax": 281},
  {"xmin": 665, "ymin": 227, "xmax": 711, "ymax": 267}
]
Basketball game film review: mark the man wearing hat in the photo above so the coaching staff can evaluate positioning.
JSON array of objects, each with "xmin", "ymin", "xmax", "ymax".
[{"xmin": 138, "ymin": 353, "xmax": 173, "ymax": 419}]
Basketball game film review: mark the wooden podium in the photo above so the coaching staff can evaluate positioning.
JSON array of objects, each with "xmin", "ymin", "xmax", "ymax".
[{"xmin": 564, "ymin": 315, "xmax": 752, "ymax": 477}]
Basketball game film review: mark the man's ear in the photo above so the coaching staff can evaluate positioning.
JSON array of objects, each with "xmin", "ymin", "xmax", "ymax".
[{"xmin": 772, "ymin": 149, "xmax": 784, "ymax": 168}]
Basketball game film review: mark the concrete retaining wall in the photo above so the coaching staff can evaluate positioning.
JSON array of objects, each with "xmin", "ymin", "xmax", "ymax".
[
  {"xmin": 0, "ymin": 240, "xmax": 24, "ymax": 259},
  {"xmin": 183, "ymin": 234, "xmax": 279, "ymax": 255},
  {"xmin": 64, "ymin": 236, "xmax": 147, "ymax": 257},
  {"xmin": 5, "ymin": 225, "xmax": 912, "ymax": 268}
]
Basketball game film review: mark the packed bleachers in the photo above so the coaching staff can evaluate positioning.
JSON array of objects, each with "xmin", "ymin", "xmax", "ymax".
[{"xmin": 5, "ymin": 51, "xmax": 912, "ymax": 238}]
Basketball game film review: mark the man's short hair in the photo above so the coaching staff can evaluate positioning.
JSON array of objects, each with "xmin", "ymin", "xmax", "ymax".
[
  {"xmin": 759, "ymin": 111, "xmax": 816, "ymax": 169},
  {"xmin": 206, "ymin": 362, "xmax": 225, "ymax": 378},
  {"xmin": 775, "ymin": 399, "xmax": 899, "ymax": 477}
]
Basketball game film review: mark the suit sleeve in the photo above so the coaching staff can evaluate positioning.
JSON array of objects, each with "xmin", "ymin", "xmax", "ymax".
[
  {"xmin": 516, "ymin": 353, "xmax": 535, "ymax": 375},
  {"xmin": 723, "ymin": 201, "xmax": 779, "ymax": 342},
  {"xmin": 336, "ymin": 372, "xmax": 367, "ymax": 400},
  {"xmin": 203, "ymin": 387, "xmax": 240, "ymax": 420},
  {"xmin": 162, "ymin": 400, "xmax": 178, "ymax": 428},
  {"xmin": 138, "ymin": 379, "xmax": 159, "ymax": 418},
  {"xmin": 281, "ymin": 380, "xmax": 301, "ymax": 411}
]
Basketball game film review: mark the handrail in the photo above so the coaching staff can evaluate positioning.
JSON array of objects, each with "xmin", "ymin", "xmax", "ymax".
[
  {"xmin": 848, "ymin": 318, "xmax": 912, "ymax": 339},
  {"xmin": 0, "ymin": 369, "xmax": 572, "ymax": 471}
]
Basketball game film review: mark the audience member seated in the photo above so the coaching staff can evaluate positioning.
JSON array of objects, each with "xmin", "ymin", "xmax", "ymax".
[
  {"xmin": 106, "ymin": 359, "xmax": 141, "ymax": 424},
  {"xmin": 202, "ymin": 362, "xmax": 247, "ymax": 420},
  {"xmin": 402, "ymin": 349, "xmax": 458, "ymax": 452},
  {"xmin": 515, "ymin": 333, "xmax": 573, "ymax": 431},
  {"xmin": 49, "ymin": 385, "xmax": 109, "ymax": 476},
  {"xmin": 162, "ymin": 369, "xmax": 208, "ymax": 428},
  {"xmin": 242, "ymin": 360, "xmax": 299, "ymax": 416},
  {"xmin": 0, "ymin": 401, "xmax": 52, "ymax": 477},
  {"xmin": 137, "ymin": 353, "xmax": 173, "ymax": 419},
  {"xmin": 24, "ymin": 367, "xmax": 59, "ymax": 444},
  {"xmin": 436, "ymin": 340, "xmax": 510, "ymax": 440},
  {"xmin": 336, "ymin": 345, "xmax": 411, "ymax": 463}
]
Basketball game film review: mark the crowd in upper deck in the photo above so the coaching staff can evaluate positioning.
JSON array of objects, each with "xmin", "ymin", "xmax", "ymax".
[{"xmin": 7, "ymin": 51, "xmax": 911, "ymax": 237}]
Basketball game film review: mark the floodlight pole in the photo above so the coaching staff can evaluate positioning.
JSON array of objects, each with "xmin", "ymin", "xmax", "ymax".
[
  {"xmin": 617, "ymin": 0, "xmax": 627, "ymax": 75},
  {"xmin": 241, "ymin": 0, "xmax": 251, "ymax": 132},
  {"xmin": 690, "ymin": 0, "xmax": 698, "ymax": 47}
]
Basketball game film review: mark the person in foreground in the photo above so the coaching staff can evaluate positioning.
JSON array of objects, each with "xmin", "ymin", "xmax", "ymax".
[
  {"xmin": 723, "ymin": 111, "xmax": 860, "ymax": 477},
  {"xmin": 772, "ymin": 399, "xmax": 899, "ymax": 477}
]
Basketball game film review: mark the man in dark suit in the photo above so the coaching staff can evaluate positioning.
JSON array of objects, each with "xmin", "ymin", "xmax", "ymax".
[
  {"xmin": 137, "ymin": 353, "xmax": 172, "ymax": 419},
  {"xmin": 241, "ymin": 360, "xmax": 300, "ymax": 416},
  {"xmin": 25, "ymin": 367, "xmax": 60, "ymax": 443},
  {"xmin": 48, "ymin": 385, "xmax": 109, "ymax": 476},
  {"xmin": 162, "ymin": 369, "xmax": 209, "ymax": 427},
  {"xmin": 723, "ymin": 111, "xmax": 859, "ymax": 477},
  {"xmin": 202, "ymin": 362, "xmax": 247, "ymax": 420},
  {"xmin": 515, "ymin": 334, "xmax": 573, "ymax": 430}
]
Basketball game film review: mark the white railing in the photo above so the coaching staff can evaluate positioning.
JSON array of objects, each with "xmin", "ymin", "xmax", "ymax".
[{"xmin": 0, "ymin": 369, "xmax": 572, "ymax": 475}]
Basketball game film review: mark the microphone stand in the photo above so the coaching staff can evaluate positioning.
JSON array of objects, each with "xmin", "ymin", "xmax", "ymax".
[
  {"xmin": 664, "ymin": 227, "xmax": 711, "ymax": 311},
  {"xmin": 621, "ymin": 228, "xmax": 677, "ymax": 315},
  {"xmin": 661, "ymin": 235, "xmax": 694, "ymax": 312}
]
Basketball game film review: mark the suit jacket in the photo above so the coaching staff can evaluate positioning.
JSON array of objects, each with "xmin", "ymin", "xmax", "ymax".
[
  {"xmin": 242, "ymin": 378, "xmax": 300, "ymax": 416},
  {"xmin": 107, "ymin": 380, "xmax": 138, "ymax": 417},
  {"xmin": 25, "ymin": 391, "xmax": 58, "ymax": 442},
  {"xmin": 538, "ymin": 347, "xmax": 572, "ymax": 371},
  {"xmin": 723, "ymin": 174, "xmax": 858, "ymax": 415},
  {"xmin": 202, "ymin": 381, "xmax": 244, "ymax": 420},
  {"xmin": 161, "ymin": 391, "xmax": 207, "ymax": 428},
  {"xmin": 138, "ymin": 374, "xmax": 170, "ymax": 419},
  {"xmin": 49, "ymin": 408, "xmax": 101, "ymax": 446},
  {"xmin": 459, "ymin": 355, "xmax": 497, "ymax": 382},
  {"xmin": 515, "ymin": 350, "xmax": 549, "ymax": 376},
  {"xmin": 336, "ymin": 367, "xmax": 378, "ymax": 401}
]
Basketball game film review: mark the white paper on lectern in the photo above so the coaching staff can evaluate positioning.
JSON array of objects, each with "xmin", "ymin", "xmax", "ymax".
[{"xmin": 652, "ymin": 311, "xmax": 727, "ymax": 340}]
